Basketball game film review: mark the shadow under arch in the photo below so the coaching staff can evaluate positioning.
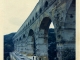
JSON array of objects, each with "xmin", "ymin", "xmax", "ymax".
[
  {"xmin": 28, "ymin": 29, "xmax": 36, "ymax": 57},
  {"xmin": 39, "ymin": 17, "xmax": 52, "ymax": 31},
  {"xmin": 38, "ymin": 17, "xmax": 57, "ymax": 60}
]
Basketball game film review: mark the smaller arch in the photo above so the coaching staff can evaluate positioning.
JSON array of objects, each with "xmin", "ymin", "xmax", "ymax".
[
  {"xmin": 28, "ymin": 29, "xmax": 34, "ymax": 36},
  {"xmin": 33, "ymin": 17, "xmax": 34, "ymax": 21},
  {"xmin": 35, "ymin": 13, "xmax": 38, "ymax": 18},
  {"xmin": 28, "ymin": 29, "xmax": 36, "ymax": 55},
  {"xmin": 44, "ymin": 1, "xmax": 48, "ymax": 8},
  {"xmin": 23, "ymin": 34, "xmax": 26, "ymax": 38},
  {"xmin": 39, "ymin": 8, "xmax": 42, "ymax": 13}
]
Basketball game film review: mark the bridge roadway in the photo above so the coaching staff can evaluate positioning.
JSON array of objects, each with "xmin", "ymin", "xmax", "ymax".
[{"xmin": 10, "ymin": 51, "xmax": 37, "ymax": 60}]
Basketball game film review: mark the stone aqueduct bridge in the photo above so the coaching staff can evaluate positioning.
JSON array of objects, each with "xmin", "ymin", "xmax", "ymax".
[{"xmin": 10, "ymin": 0, "xmax": 75, "ymax": 60}]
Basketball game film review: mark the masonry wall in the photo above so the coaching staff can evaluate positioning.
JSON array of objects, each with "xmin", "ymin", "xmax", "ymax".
[{"xmin": 11, "ymin": 0, "xmax": 75, "ymax": 60}]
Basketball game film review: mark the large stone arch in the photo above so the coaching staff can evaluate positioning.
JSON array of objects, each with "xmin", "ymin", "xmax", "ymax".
[
  {"xmin": 26, "ymin": 29, "xmax": 36, "ymax": 56},
  {"xmin": 36, "ymin": 17, "xmax": 56, "ymax": 60},
  {"xmin": 36, "ymin": 0, "xmax": 75, "ymax": 60}
]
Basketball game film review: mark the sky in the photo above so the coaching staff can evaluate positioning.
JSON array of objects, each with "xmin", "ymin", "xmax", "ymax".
[{"xmin": 1, "ymin": 0, "xmax": 54, "ymax": 35}]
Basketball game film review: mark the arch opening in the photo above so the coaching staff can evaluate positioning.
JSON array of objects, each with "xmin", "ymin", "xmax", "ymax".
[
  {"xmin": 28, "ymin": 29, "xmax": 36, "ymax": 56},
  {"xmin": 38, "ymin": 17, "xmax": 57, "ymax": 60},
  {"xmin": 44, "ymin": 1, "xmax": 48, "ymax": 7},
  {"xmin": 28, "ymin": 29, "xmax": 34, "ymax": 36},
  {"xmin": 39, "ymin": 8, "xmax": 42, "ymax": 13}
]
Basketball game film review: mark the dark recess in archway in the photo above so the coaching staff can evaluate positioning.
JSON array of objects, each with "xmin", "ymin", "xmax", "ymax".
[
  {"xmin": 44, "ymin": 1, "xmax": 48, "ymax": 7},
  {"xmin": 28, "ymin": 29, "xmax": 34, "ymax": 36},
  {"xmin": 39, "ymin": 17, "xmax": 51, "ymax": 31},
  {"xmin": 48, "ymin": 29, "xmax": 57, "ymax": 60},
  {"xmin": 28, "ymin": 29, "xmax": 36, "ymax": 56},
  {"xmin": 39, "ymin": 17, "xmax": 57, "ymax": 60}
]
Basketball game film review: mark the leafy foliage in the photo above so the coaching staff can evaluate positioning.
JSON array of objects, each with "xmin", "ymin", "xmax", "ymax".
[
  {"xmin": 4, "ymin": 33, "xmax": 16, "ymax": 60},
  {"xmin": 4, "ymin": 29, "xmax": 57, "ymax": 60}
]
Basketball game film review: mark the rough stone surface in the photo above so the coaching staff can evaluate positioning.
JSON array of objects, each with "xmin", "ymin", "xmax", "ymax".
[{"xmin": 10, "ymin": 0, "xmax": 75, "ymax": 60}]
